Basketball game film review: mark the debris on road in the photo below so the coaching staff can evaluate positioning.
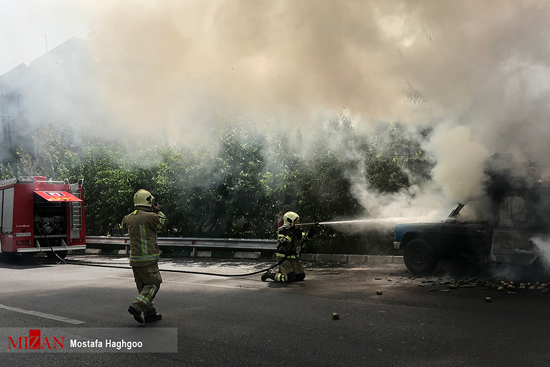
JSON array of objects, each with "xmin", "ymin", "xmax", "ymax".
[{"xmin": 415, "ymin": 276, "xmax": 550, "ymax": 294}]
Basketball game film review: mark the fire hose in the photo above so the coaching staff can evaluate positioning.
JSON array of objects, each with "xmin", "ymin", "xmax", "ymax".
[
  {"xmin": 44, "ymin": 224, "xmax": 319, "ymax": 277},
  {"xmin": 45, "ymin": 239, "xmax": 301, "ymax": 278},
  {"xmin": 61, "ymin": 257, "xmax": 283, "ymax": 277},
  {"xmin": 45, "ymin": 239, "xmax": 282, "ymax": 277}
]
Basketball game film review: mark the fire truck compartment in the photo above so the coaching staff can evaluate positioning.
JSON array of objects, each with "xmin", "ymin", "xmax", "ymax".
[{"xmin": 0, "ymin": 176, "xmax": 86, "ymax": 255}]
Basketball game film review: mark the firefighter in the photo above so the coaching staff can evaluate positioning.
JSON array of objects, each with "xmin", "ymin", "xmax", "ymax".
[
  {"xmin": 261, "ymin": 211, "xmax": 316, "ymax": 283},
  {"xmin": 122, "ymin": 189, "xmax": 168, "ymax": 324}
]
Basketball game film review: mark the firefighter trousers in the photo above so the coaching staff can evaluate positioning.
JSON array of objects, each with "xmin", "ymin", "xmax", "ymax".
[
  {"xmin": 131, "ymin": 263, "xmax": 163, "ymax": 312},
  {"xmin": 275, "ymin": 257, "xmax": 306, "ymax": 283}
]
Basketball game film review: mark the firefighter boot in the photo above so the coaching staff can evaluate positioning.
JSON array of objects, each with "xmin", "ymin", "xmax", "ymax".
[
  {"xmin": 261, "ymin": 269, "xmax": 275, "ymax": 282},
  {"xmin": 144, "ymin": 308, "xmax": 162, "ymax": 323},
  {"xmin": 128, "ymin": 304, "xmax": 144, "ymax": 324}
]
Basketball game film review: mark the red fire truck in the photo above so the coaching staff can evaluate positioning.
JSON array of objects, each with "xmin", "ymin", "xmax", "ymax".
[{"xmin": 0, "ymin": 176, "xmax": 86, "ymax": 259}]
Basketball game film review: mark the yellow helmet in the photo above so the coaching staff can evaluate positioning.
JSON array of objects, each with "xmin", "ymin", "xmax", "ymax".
[
  {"xmin": 134, "ymin": 189, "xmax": 154, "ymax": 207},
  {"xmin": 283, "ymin": 211, "xmax": 300, "ymax": 228}
]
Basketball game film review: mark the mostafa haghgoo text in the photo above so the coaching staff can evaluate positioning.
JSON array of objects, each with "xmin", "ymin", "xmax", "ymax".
[{"xmin": 70, "ymin": 339, "xmax": 143, "ymax": 350}]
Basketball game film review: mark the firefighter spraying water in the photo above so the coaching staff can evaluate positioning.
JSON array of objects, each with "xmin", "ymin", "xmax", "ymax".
[
  {"xmin": 260, "ymin": 213, "xmax": 412, "ymax": 283},
  {"xmin": 261, "ymin": 211, "xmax": 317, "ymax": 283}
]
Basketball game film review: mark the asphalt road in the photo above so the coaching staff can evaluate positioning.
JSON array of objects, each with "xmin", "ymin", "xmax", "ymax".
[{"xmin": 0, "ymin": 255, "xmax": 549, "ymax": 367}]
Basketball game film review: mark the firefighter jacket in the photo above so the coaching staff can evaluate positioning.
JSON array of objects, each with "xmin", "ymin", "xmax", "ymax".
[
  {"xmin": 122, "ymin": 207, "xmax": 168, "ymax": 267},
  {"xmin": 276, "ymin": 226, "xmax": 303, "ymax": 257}
]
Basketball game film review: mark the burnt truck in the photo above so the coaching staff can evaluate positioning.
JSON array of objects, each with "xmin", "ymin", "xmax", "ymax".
[{"xmin": 394, "ymin": 186, "xmax": 550, "ymax": 274}]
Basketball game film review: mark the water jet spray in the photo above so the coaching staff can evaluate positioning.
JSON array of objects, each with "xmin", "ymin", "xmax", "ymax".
[{"xmin": 297, "ymin": 217, "xmax": 412, "ymax": 227}]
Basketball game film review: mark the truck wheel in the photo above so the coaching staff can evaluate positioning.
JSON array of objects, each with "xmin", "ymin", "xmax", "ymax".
[{"xmin": 404, "ymin": 239, "xmax": 438, "ymax": 275}]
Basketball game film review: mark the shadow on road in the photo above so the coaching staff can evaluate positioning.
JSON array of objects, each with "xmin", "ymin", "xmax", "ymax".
[{"xmin": 0, "ymin": 253, "xmax": 60, "ymax": 269}]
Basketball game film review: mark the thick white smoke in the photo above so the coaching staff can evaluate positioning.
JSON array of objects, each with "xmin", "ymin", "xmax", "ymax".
[
  {"xmin": 5, "ymin": 0, "xmax": 550, "ymax": 221},
  {"xmin": 531, "ymin": 236, "xmax": 550, "ymax": 271}
]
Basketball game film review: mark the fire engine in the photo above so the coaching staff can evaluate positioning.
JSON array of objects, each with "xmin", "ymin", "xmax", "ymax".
[{"xmin": 0, "ymin": 176, "xmax": 86, "ymax": 259}]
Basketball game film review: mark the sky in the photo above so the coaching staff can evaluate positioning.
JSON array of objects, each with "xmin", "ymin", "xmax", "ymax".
[{"xmin": 0, "ymin": 0, "xmax": 92, "ymax": 76}]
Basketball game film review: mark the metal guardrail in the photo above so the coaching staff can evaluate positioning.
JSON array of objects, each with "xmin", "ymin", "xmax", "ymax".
[{"xmin": 86, "ymin": 236, "xmax": 277, "ymax": 252}]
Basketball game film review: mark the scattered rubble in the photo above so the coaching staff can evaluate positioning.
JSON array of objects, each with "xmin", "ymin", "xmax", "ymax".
[{"xmin": 415, "ymin": 277, "xmax": 550, "ymax": 294}]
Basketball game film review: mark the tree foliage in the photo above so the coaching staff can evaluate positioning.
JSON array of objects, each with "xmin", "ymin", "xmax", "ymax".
[{"xmin": 0, "ymin": 119, "xmax": 434, "ymax": 254}]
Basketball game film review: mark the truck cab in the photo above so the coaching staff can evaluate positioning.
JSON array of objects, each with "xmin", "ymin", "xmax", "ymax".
[
  {"xmin": 394, "ymin": 187, "xmax": 550, "ymax": 274},
  {"xmin": 395, "ymin": 204, "xmax": 491, "ymax": 274},
  {"xmin": 490, "ymin": 187, "xmax": 550, "ymax": 266}
]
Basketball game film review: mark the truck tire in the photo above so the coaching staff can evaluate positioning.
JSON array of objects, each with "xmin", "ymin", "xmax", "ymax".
[{"xmin": 404, "ymin": 238, "xmax": 438, "ymax": 275}]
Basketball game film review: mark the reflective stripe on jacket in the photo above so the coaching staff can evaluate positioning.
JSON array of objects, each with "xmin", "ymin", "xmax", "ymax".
[
  {"xmin": 122, "ymin": 207, "xmax": 168, "ymax": 267},
  {"xmin": 276, "ymin": 227, "xmax": 303, "ymax": 256}
]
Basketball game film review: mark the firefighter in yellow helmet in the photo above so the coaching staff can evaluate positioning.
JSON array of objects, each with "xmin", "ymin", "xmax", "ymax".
[
  {"xmin": 261, "ymin": 211, "xmax": 316, "ymax": 283},
  {"xmin": 122, "ymin": 189, "xmax": 168, "ymax": 323}
]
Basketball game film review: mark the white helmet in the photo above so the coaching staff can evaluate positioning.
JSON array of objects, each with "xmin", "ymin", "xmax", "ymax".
[
  {"xmin": 283, "ymin": 211, "xmax": 300, "ymax": 228},
  {"xmin": 134, "ymin": 189, "xmax": 154, "ymax": 207}
]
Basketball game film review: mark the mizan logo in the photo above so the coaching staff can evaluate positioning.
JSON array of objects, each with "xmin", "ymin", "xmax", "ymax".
[{"xmin": 8, "ymin": 329, "xmax": 64, "ymax": 350}]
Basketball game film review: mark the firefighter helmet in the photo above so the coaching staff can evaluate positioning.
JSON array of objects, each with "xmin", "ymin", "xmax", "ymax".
[
  {"xmin": 283, "ymin": 211, "xmax": 300, "ymax": 228},
  {"xmin": 134, "ymin": 189, "xmax": 154, "ymax": 207}
]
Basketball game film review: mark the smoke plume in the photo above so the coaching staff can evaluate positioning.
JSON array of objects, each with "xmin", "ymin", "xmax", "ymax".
[
  {"xmin": 5, "ymin": 0, "xmax": 550, "ymax": 220},
  {"xmin": 80, "ymin": 1, "xmax": 550, "ymax": 217},
  {"xmin": 531, "ymin": 236, "xmax": 550, "ymax": 271}
]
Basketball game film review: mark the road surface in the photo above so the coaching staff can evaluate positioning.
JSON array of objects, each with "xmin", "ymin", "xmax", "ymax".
[{"xmin": 0, "ymin": 255, "xmax": 549, "ymax": 366}]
